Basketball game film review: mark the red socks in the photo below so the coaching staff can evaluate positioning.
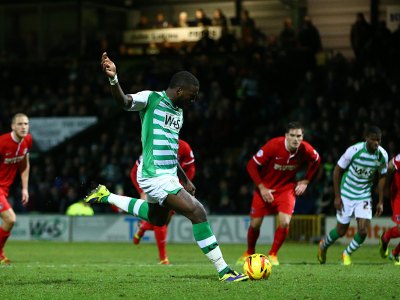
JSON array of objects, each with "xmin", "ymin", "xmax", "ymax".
[
  {"xmin": 393, "ymin": 242, "xmax": 400, "ymax": 256},
  {"xmin": 154, "ymin": 225, "xmax": 167, "ymax": 260},
  {"xmin": 269, "ymin": 226, "xmax": 289, "ymax": 256},
  {"xmin": 0, "ymin": 227, "xmax": 11, "ymax": 255},
  {"xmin": 383, "ymin": 226, "xmax": 400, "ymax": 243},
  {"xmin": 139, "ymin": 220, "xmax": 154, "ymax": 232},
  {"xmin": 246, "ymin": 226, "xmax": 260, "ymax": 254}
]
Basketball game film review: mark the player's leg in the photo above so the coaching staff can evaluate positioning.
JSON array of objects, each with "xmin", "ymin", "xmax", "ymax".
[
  {"xmin": 133, "ymin": 220, "xmax": 155, "ymax": 244},
  {"xmin": 268, "ymin": 189, "xmax": 295, "ymax": 265},
  {"xmin": 268, "ymin": 212, "xmax": 291, "ymax": 266},
  {"xmin": 236, "ymin": 191, "xmax": 269, "ymax": 265},
  {"xmin": 154, "ymin": 210, "xmax": 174, "ymax": 264},
  {"xmin": 319, "ymin": 197, "xmax": 353, "ymax": 264},
  {"xmin": 389, "ymin": 240, "xmax": 400, "ymax": 265},
  {"xmin": 342, "ymin": 200, "xmax": 372, "ymax": 265},
  {"xmin": 236, "ymin": 216, "xmax": 263, "ymax": 266},
  {"xmin": 84, "ymin": 185, "xmax": 151, "ymax": 221},
  {"xmin": 154, "ymin": 225, "xmax": 169, "ymax": 264},
  {"xmin": 380, "ymin": 225, "xmax": 400, "ymax": 258},
  {"xmin": 342, "ymin": 217, "xmax": 370, "ymax": 265},
  {"xmin": 165, "ymin": 189, "xmax": 247, "ymax": 281},
  {"xmin": 0, "ymin": 204, "xmax": 15, "ymax": 264},
  {"xmin": 318, "ymin": 221, "xmax": 349, "ymax": 264},
  {"xmin": 380, "ymin": 198, "xmax": 400, "ymax": 258}
]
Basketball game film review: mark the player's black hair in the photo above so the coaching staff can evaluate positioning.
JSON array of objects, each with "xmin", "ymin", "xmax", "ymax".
[
  {"xmin": 168, "ymin": 71, "xmax": 199, "ymax": 89},
  {"xmin": 285, "ymin": 122, "xmax": 303, "ymax": 133},
  {"xmin": 365, "ymin": 125, "xmax": 382, "ymax": 137}
]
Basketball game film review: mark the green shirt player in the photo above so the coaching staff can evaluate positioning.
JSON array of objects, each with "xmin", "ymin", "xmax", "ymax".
[
  {"xmin": 84, "ymin": 52, "xmax": 247, "ymax": 282},
  {"xmin": 318, "ymin": 125, "xmax": 388, "ymax": 265}
]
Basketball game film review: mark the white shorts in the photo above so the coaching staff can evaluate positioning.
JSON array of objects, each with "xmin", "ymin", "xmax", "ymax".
[
  {"xmin": 137, "ymin": 173, "xmax": 183, "ymax": 205},
  {"xmin": 336, "ymin": 197, "xmax": 372, "ymax": 224}
]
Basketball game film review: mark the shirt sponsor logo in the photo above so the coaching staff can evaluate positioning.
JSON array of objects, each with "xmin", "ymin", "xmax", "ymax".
[
  {"xmin": 274, "ymin": 163, "xmax": 297, "ymax": 171},
  {"xmin": 353, "ymin": 166, "xmax": 374, "ymax": 178},
  {"xmin": 4, "ymin": 155, "xmax": 25, "ymax": 164},
  {"xmin": 164, "ymin": 113, "xmax": 182, "ymax": 132}
]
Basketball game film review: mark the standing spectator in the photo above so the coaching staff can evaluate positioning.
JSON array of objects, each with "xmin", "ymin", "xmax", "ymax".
[
  {"xmin": 299, "ymin": 15, "xmax": 322, "ymax": 66},
  {"xmin": 350, "ymin": 12, "xmax": 372, "ymax": 60},
  {"xmin": 236, "ymin": 122, "xmax": 321, "ymax": 266},
  {"xmin": 0, "ymin": 113, "xmax": 32, "ymax": 264},
  {"xmin": 241, "ymin": 9, "xmax": 256, "ymax": 49},
  {"xmin": 280, "ymin": 17, "xmax": 297, "ymax": 50},
  {"xmin": 318, "ymin": 126, "xmax": 388, "ymax": 266},
  {"xmin": 379, "ymin": 153, "xmax": 400, "ymax": 265}
]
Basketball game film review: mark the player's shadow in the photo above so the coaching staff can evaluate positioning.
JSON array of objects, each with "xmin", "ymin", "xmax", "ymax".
[
  {"xmin": 170, "ymin": 274, "xmax": 218, "ymax": 281},
  {"xmin": 282, "ymin": 261, "xmax": 390, "ymax": 265}
]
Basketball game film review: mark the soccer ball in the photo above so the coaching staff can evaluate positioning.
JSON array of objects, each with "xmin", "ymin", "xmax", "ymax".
[{"xmin": 243, "ymin": 253, "xmax": 272, "ymax": 280}]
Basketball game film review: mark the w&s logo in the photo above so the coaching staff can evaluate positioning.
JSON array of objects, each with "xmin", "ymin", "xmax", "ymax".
[{"xmin": 164, "ymin": 113, "xmax": 182, "ymax": 132}]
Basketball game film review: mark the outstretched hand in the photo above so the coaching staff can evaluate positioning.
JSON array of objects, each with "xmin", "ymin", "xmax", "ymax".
[{"xmin": 101, "ymin": 52, "xmax": 117, "ymax": 78}]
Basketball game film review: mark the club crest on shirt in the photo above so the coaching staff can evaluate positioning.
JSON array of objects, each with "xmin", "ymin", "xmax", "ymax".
[{"xmin": 164, "ymin": 113, "xmax": 182, "ymax": 133}]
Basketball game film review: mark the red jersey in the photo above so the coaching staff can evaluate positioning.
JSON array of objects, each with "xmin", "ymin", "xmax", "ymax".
[
  {"xmin": 247, "ymin": 136, "xmax": 320, "ymax": 192},
  {"xmin": 391, "ymin": 154, "xmax": 400, "ymax": 200},
  {"xmin": 130, "ymin": 139, "xmax": 195, "ymax": 194},
  {"xmin": 0, "ymin": 132, "xmax": 33, "ymax": 194}
]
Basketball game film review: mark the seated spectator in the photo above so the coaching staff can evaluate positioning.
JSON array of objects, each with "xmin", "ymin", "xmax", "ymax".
[
  {"xmin": 153, "ymin": 12, "xmax": 171, "ymax": 29},
  {"xmin": 212, "ymin": 9, "xmax": 228, "ymax": 27},
  {"xmin": 193, "ymin": 8, "xmax": 211, "ymax": 27},
  {"xmin": 176, "ymin": 11, "xmax": 189, "ymax": 27},
  {"xmin": 136, "ymin": 14, "xmax": 151, "ymax": 29}
]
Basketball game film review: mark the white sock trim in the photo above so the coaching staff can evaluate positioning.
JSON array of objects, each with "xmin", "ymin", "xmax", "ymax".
[
  {"xmin": 108, "ymin": 193, "xmax": 131, "ymax": 212},
  {"xmin": 133, "ymin": 199, "xmax": 145, "ymax": 216},
  {"xmin": 197, "ymin": 236, "xmax": 217, "ymax": 248},
  {"xmin": 207, "ymin": 247, "xmax": 228, "ymax": 273}
]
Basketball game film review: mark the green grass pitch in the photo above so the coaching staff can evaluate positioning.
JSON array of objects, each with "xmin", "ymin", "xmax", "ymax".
[{"xmin": 0, "ymin": 241, "xmax": 398, "ymax": 299}]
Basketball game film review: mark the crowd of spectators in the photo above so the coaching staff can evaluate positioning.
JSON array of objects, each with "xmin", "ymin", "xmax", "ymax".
[{"xmin": 1, "ymin": 12, "xmax": 400, "ymax": 217}]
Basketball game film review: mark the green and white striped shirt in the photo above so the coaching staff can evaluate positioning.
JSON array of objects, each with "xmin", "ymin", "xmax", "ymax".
[
  {"xmin": 337, "ymin": 142, "xmax": 388, "ymax": 201},
  {"xmin": 127, "ymin": 90, "xmax": 183, "ymax": 178}
]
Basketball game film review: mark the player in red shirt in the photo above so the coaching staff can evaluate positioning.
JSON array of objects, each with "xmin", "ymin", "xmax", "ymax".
[
  {"xmin": 236, "ymin": 122, "xmax": 320, "ymax": 266},
  {"xmin": 379, "ymin": 153, "xmax": 400, "ymax": 265},
  {"xmin": 131, "ymin": 139, "xmax": 195, "ymax": 264},
  {"xmin": 0, "ymin": 113, "xmax": 32, "ymax": 264}
]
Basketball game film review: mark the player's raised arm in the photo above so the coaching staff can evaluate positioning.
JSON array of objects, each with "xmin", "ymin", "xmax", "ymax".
[{"xmin": 101, "ymin": 52, "xmax": 133, "ymax": 110}]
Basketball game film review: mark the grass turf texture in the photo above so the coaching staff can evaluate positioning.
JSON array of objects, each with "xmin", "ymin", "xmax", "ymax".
[{"xmin": 1, "ymin": 241, "xmax": 397, "ymax": 300}]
